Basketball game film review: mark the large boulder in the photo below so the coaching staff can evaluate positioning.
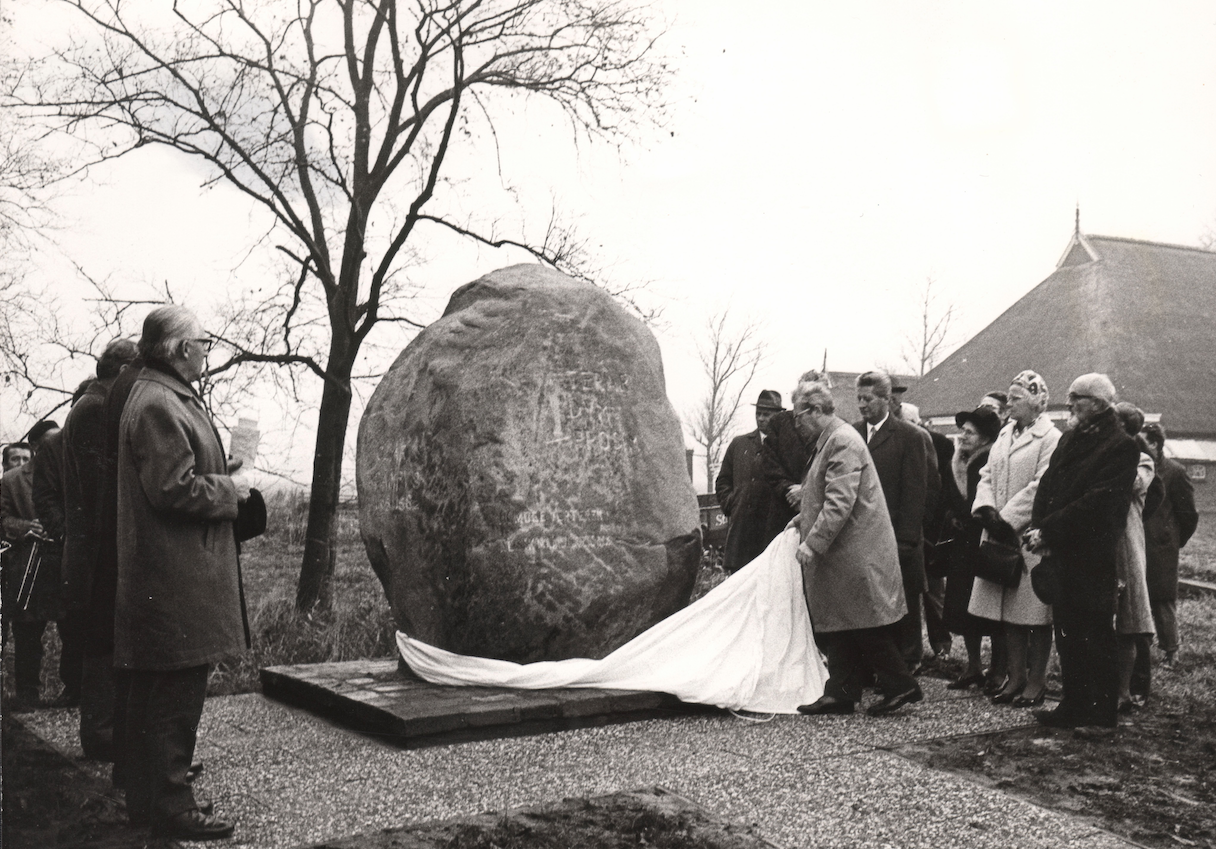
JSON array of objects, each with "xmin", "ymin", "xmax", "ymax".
[{"xmin": 358, "ymin": 265, "xmax": 702, "ymax": 663}]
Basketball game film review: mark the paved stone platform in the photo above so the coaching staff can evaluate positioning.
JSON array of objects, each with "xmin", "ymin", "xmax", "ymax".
[
  {"xmin": 20, "ymin": 677, "xmax": 1141, "ymax": 849},
  {"xmin": 260, "ymin": 659, "xmax": 707, "ymax": 747}
]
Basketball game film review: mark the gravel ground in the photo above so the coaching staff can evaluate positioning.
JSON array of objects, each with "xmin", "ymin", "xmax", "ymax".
[{"xmin": 18, "ymin": 677, "xmax": 1143, "ymax": 849}]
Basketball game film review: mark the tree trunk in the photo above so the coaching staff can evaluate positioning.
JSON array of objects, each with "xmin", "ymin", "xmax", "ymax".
[{"xmin": 295, "ymin": 344, "xmax": 355, "ymax": 611}]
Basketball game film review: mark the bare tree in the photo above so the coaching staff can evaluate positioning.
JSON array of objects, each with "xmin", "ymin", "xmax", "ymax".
[
  {"xmin": 901, "ymin": 276, "xmax": 956, "ymax": 378},
  {"xmin": 687, "ymin": 311, "xmax": 764, "ymax": 492},
  {"xmin": 0, "ymin": 37, "xmax": 69, "ymax": 430},
  {"xmin": 15, "ymin": 0, "xmax": 670, "ymax": 609},
  {"xmin": 1199, "ymin": 221, "xmax": 1216, "ymax": 251}
]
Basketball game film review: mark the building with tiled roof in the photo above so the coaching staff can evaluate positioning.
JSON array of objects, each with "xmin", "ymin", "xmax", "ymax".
[{"xmin": 911, "ymin": 228, "xmax": 1216, "ymax": 509}]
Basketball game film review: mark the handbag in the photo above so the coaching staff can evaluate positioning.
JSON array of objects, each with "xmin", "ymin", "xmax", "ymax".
[{"xmin": 973, "ymin": 528, "xmax": 1023, "ymax": 588}]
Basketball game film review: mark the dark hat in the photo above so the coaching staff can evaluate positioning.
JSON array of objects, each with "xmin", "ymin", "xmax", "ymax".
[
  {"xmin": 234, "ymin": 488, "xmax": 267, "ymax": 543},
  {"xmin": 1142, "ymin": 422, "xmax": 1166, "ymax": 446},
  {"xmin": 955, "ymin": 407, "xmax": 1002, "ymax": 443},
  {"xmin": 890, "ymin": 377, "xmax": 909, "ymax": 394},
  {"xmin": 752, "ymin": 390, "xmax": 785, "ymax": 411},
  {"xmin": 27, "ymin": 420, "xmax": 60, "ymax": 444}
]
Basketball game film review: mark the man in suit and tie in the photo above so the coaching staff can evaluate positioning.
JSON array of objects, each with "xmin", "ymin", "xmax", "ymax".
[{"xmin": 854, "ymin": 371, "xmax": 930, "ymax": 672}]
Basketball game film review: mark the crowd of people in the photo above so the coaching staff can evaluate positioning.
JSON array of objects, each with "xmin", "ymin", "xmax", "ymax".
[
  {"xmin": 2, "ymin": 313, "xmax": 1205, "ymax": 836},
  {"xmin": 2, "ymin": 305, "xmax": 262, "ymax": 841},
  {"xmin": 716, "ymin": 368, "xmax": 1199, "ymax": 726}
]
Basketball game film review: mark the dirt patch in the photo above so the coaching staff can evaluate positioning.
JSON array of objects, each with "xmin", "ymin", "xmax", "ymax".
[
  {"xmin": 307, "ymin": 788, "xmax": 779, "ymax": 849},
  {"xmin": 1, "ymin": 714, "xmax": 144, "ymax": 849},
  {"xmin": 897, "ymin": 713, "xmax": 1216, "ymax": 848},
  {"xmin": 899, "ymin": 594, "xmax": 1216, "ymax": 849}
]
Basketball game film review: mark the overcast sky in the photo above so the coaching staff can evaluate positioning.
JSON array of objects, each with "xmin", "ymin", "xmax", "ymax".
[{"xmin": 9, "ymin": 1, "xmax": 1216, "ymax": 491}]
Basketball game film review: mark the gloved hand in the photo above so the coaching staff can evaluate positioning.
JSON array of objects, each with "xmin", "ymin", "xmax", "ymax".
[{"xmin": 973, "ymin": 505, "xmax": 1003, "ymax": 532}]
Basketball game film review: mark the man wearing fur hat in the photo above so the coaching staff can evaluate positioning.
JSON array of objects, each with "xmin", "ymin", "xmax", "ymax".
[
  {"xmin": 1025, "ymin": 373, "xmax": 1140, "ymax": 730},
  {"xmin": 716, "ymin": 390, "xmax": 795, "ymax": 573}
]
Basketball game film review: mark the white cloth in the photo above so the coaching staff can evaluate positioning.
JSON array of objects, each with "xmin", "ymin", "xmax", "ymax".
[{"xmin": 396, "ymin": 528, "xmax": 827, "ymax": 714}]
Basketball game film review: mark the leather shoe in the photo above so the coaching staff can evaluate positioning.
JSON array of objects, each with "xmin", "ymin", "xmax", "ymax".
[
  {"xmin": 990, "ymin": 690, "xmax": 1018, "ymax": 705},
  {"xmin": 982, "ymin": 676, "xmax": 1007, "ymax": 696},
  {"xmin": 186, "ymin": 760, "xmax": 204, "ymax": 782},
  {"xmin": 946, "ymin": 671, "xmax": 985, "ymax": 690},
  {"xmin": 797, "ymin": 696, "xmax": 855, "ymax": 715},
  {"xmin": 129, "ymin": 799, "xmax": 212, "ymax": 828},
  {"xmin": 1034, "ymin": 707, "xmax": 1079, "ymax": 729},
  {"xmin": 152, "ymin": 809, "xmax": 234, "ymax": 841},
  {"xmin": 867, "ymin": 686, "xmax": 923, "ymax": 717}
]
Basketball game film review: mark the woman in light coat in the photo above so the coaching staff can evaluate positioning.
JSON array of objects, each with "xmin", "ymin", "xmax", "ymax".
[
  {"xmin": 1113, "ymin": 404, "xmax": 1159, "ymax": 711},
  {"xmin": 969, "ymin": 371, "xmax": 1061, "ymax": 707}
]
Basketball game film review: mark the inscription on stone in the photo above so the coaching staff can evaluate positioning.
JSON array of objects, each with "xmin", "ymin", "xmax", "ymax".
[{"xmin": 357, "ymin": 264, "xmax": 701, "ymax": 662}]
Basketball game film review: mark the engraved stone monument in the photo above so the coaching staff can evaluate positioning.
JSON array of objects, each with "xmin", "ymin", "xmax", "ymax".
[{"xmin": 358, "ymin": 264, "xmax": 702, "ymax": 663}]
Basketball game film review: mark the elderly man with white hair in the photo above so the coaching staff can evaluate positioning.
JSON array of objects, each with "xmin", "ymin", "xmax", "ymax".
[
  {"xmin": 793, "ymin": 380, "xmax": 922, "ymax": 717},
  {"xmin": 115, "ymin": 305, "xmax": 250, "ymax": 839},
  {"xmin": 1024, "ymin": 373, "xmax": 1140, "ymax": 730}
]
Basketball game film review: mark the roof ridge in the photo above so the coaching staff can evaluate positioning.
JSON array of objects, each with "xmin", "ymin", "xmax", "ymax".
[{"xmin": 1084, "ymin": 234, "xmax": 1215, "ymax": 255}]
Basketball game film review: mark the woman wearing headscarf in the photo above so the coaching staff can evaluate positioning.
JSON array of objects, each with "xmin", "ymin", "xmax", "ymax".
[
  {"xmin": 941, "ymin": 407, "xmax": 1001, "ymax": 690},
  {"xmin": 969, "ymin": 371, "xmax": 1062, "ymax": 707}
]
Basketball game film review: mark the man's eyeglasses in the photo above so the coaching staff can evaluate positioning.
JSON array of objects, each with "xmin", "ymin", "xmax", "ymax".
[
  {"xmin": 794, "ymin": 406, "xmax": 818, "ymax": 418},
  {"xmin": 189, "ymin": 338, "xmax": 215, "ymax": 352},
  {"xmin": 1067, "ymin": 392, "xmax": 1096, "ymax": 403}
]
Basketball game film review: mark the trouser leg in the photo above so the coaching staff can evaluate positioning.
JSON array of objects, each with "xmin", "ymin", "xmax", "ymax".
[
  {"xmin": 1054, "ymin": 618, "xmax": 1077, "ymax": 717},
  {"xmin": 896, "ymin": 552, "xmax": 927, "ymax": 668},
  {"xmin": 123, "ymin": 669, "xmax": 153, "ymax": 823},
  {"xmin": 820, "ymin": 631, "xmax": 865, "ymax": 703},
  {"xmin": 80, "ymin": 652, "xmax": 117, "ymax": 761},
  {"xmin": 1087, "ymin": 617, "xmax": 1118, "ymax": 726},
  {"xmin": 13, "ymin": 619, "xmax": 48, "ymax": 696},
  {"xmin": 1151, "ymin": 600, "xmax": 1179, "ymax": 653},
  {"xmin": 125, "ymin": 665, "xmax": 209, "ymax": 825},
  {"xmin": 57, "ymin": 612, "xmax": 86, "ymax": 701},
  {"xmin": 855, "ymin": 624, "xmax": 918, "ymax": 698},
  {"xmin": 1058, "ymin": 606, "xmax": 1117, "ymax": 727},
  {"xmin": 113, "ymin": 668, "xmax": 132, "ymax": 790},
  {"xmin": 923, "ymin": 576, "xmax": 951, "ymax": 655}
]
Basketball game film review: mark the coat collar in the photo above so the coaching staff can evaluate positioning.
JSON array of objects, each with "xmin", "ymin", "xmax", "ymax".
[
  {"xmin": 864, "ymin": 416, "xmax": 894, "ymax": 450},
  {"xmin": 136, "ymin": 362, "xmax": 199, "ymax": 401},
  {"xmin": 1074, "ymin": 406, "xmax": 1120, "ymax": 442},
  {"xmin": 1005, "ymin": 412, "xmax": 1055, "ymax": 450},
  {"xmin": 816, "ymin": 415, "xmax": 847, "ymax": 452}
]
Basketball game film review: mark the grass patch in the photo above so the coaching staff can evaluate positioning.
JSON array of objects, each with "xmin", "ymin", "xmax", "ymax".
[
  {"xmin": 209, "ymin": 495, "xmax": 395, "ymax": 695},
  {"xmin": 1179, "ymin": 514, "xmax": 1216, "ymax": 582}
]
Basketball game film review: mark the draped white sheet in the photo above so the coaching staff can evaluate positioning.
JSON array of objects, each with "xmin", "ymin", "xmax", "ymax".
[{"xmin": 396, "ymin": 527, "xmax": 827, "ymax": 714}]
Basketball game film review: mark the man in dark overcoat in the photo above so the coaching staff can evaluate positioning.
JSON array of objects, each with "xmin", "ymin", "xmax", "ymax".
[
  {"xmin": 115, "ymin": 305, "xmax": 249, "ymax": 840},
  {"xmin": 790, "ymin": 379, "xmax": 922, "ymax": 718},
  {"xmin": 60, "ymin": 337, "xmax": 139, "ymax": 760},
  {"xmin": 715, "ymin": 390, "xmax": 791, "ymax": 573},
  {"xmin": 1026, "ymin": 373, "xmax": 1140, "ymax": 730},
  {"xmin": 853, "ymin": 371, "xmax": 929, "ymax": 671},
  {"xmin": 1141, "ymin": 423, "xmax": 1198, "ymax": 667}
]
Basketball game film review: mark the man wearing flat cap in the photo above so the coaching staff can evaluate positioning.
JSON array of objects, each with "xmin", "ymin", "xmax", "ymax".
[
  {"xmin": 715, "ymin": 390, "xmax": 795, "ymax": 573},
  {"xmin": 1025, "ymin": 373, "xmax": 1140, "ymax": 730}
]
